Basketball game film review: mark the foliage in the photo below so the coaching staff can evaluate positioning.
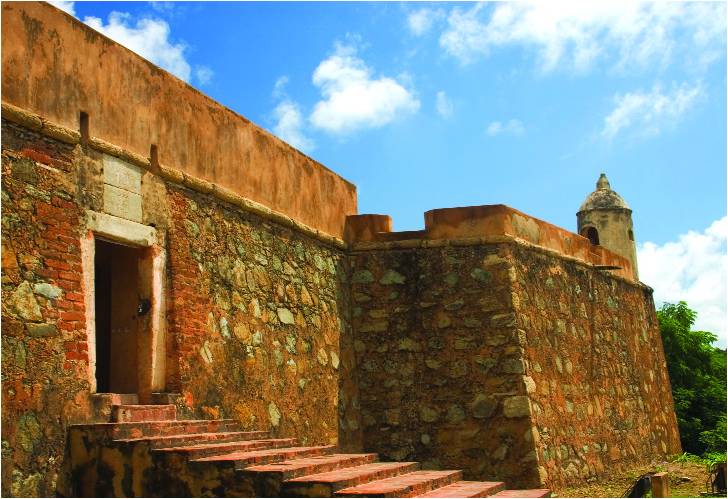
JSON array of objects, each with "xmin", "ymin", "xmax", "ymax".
[
  {"xmin": 673, "ymin": 451, "xmax": 727, "ymax": 466},
  {"xmin": 702, "ymin": 451, "xmax": 728, "ymax": 467},
  {"xmin": 658, "ymin": 302, "xmax": 727, "ymax": 457},
  {"xmin": 674, "ymin": 452, "xmax": 702, "ymax": 463}
]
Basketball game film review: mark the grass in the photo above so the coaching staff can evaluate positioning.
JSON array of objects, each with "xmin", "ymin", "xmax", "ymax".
[{"xmin": 557, "ymin": 454, "xmax": 725, "ymax": 498}]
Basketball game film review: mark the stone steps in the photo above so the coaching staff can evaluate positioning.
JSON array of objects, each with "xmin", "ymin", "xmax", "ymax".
[
  {"xmin": 245, "ymin": 453, "xmax": 379, "ymax": 481},
  {"xmin": 92, "ymin": 393, "xmax": 139, "ymax": 405},
  {"xmin": 69, "ymin": 400, "xmax": 551, "ymax": 498},
  {"xmin": 71, "ymin": 418, "xmax": 242, "ymax": 439},
  {"xmin": 335, "ymin": 470, "xmax": 462, "ymax": 497},
  {"xmin": 156, "ymin": 438, "xmax": 299, "ymax": 460},
  {"xmin": 192, "ymin": 445, "xmax": 337, "ymax": 467},
  {"xmin": 283, "ymin": 462, "xmax": 420, "ymax": 497},
  {"xmin": 114, "ymin": 430, "xmax": 270, "ymax": 449},
  {"xmin": 490, "ymin": 489, "xmax": 552, "ymax": 498},
  {"xmin": 416, "ymin": 480, "xmax": 506, "ymax": 498},
  {"xmin": 112, "ymin": 403, "xmax": 177, "ymax": 422}
]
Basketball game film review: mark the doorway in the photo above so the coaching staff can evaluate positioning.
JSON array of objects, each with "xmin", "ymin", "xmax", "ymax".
[
  {"xmin": 94, "ymin": 238, "xmax": 143, "ymax": 393},
  {"xmin": 582, "ymin": 226, "xmax": 600, "ymax": 246}
]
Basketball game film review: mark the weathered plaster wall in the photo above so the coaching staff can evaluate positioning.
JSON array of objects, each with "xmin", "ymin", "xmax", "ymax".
[
  {"xmin": 1, "ymin": 2, "xmax": 357, "ymax": 237},
  {"xmin": 348, "ymin": 243, "xmax": 542, "ymax": 489},
  {"xmin": 164, "ymin": 184, "xmax": 360, "ymax": 447},
  {"xmin": 1, "ymin": 120, "xmax": 97, "ymax": 497},
  {"xmin": 510, "ymin": 244, "xmax": 680, "ymax": 488}
]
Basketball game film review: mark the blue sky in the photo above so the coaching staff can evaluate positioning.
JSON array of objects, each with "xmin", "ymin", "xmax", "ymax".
[{"xmin": 53, "ymin": 1, "xmax": 726, "ymax": 343}]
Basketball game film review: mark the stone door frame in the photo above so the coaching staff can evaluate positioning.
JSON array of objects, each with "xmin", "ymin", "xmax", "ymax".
[{"xmin": 81, "ymin": 210, "xmax": 166, "ymax": 401}]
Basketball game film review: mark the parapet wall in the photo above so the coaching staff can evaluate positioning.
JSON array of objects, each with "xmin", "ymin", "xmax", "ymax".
[
  {"xmin": 347, "ymin": 242, "xmax": 542, "ymax": 488},
  {"xmin": 1, "ymin": 1, "xmax": 357, "ymax": 238},
  {"xmin": 346, "ymin": 205, "xmax": 635, "ymax": 280},
  {"xmin": 347, "ymin": 235, "xmax": 680, "ymax": 489},
  {"xmin": 509, "ymin": 243, "xmax": 681, "ymax": 487}
]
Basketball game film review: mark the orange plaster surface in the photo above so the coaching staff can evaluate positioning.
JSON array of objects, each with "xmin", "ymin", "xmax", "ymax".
[{"xmin": 1, "ymin": 2, "xmax": 357, "ymax": 237}]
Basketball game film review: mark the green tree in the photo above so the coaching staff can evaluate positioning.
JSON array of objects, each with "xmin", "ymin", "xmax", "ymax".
[{"xmin": 657, "ymin": 302, "xmax": 727, "ymax": 456}]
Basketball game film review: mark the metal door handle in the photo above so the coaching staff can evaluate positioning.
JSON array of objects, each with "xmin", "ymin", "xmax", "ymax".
[{"xmin": 137, "ymin": 298, "xmax": 151, "ymax": 316}]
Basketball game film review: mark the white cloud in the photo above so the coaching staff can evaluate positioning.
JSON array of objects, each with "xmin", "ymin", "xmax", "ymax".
[
  {"xmin": 638, "ymin": 217, "xmax": 727, "ymax": 346},
  {"xmin": 439, "ymin": 4, "xmax": 489, "ymax": 66},
  {"xmin": 309, "ymin": 44, "xmax": 420, "ymax": 135},
  {"xmin": 83, "ymin": 12, "xmax": 192, "ymax": 81},
  {"xmin": 273, "ymin": 76, "xmax": 290, "ymax": 99},
  {"xmin": 439, "ymin": 2, "xmax": 726, "ymax": 73},
  {"xmin": 436, "ymin": 91, "xmax": 454, "ymax": 119},
  {"xmin": 49, "ymin": 0, "xmax": 75, "ymax": 16},
  {"xmin": 195, "ymin": 66, "xmax": 214, "ymax": 85},
  {"xmin": 270, "ymin": 76, "xmax": 314, "ymax": 151},
  {"xmin": 601, "ymin": 82, "xmax": 704, "ymax": 140},
  {"xmin": 407, "ymin": 8, "xmax": 443, "ymax": 37},
  {"xmin": 273, "ymin": 100, "xmax": 315, "ymax": 153},
  {"xmin": 150, "ymin": 2, "xmax": 177, "ymax": 16},
  {"xmin": 486, "ymin": 119, "xmax": 525, "ymax": 136}
]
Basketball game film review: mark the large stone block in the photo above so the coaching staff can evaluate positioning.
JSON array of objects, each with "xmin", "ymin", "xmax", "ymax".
[{"xmin": 103, "ymin": 184, "xmax": 142, "ymax": 222}]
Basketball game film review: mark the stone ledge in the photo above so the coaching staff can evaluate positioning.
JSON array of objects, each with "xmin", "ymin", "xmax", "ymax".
[
  {"xmin": 90, "ymin": 136, "xmax": 149, "ymax": 169},
  {"xmin": 43, "ymin": 120, "xmax": 81, "ymax": 144},
  {"xmin": 2, "ymin": 101, "xmax": 82, "ymax": 144},
  {"xmin": 182, "ymin": 172, "xmax": 213, "ymax": 194},
  {"xmin": 1, "ymin": 101, "xmax": 43, "ymax": 131},
  {"xmin": 158, "ymin": 163, "xmax": 184, "ymax": 184},
  {"xmin": 2, "ymin": 101, "xmax": 346, "ymax": 250}
]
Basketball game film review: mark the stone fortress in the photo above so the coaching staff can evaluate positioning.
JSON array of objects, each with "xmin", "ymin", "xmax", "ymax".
[{"xmin": 1, "ymin": 2, "xmax": 680, "ymax": 497}]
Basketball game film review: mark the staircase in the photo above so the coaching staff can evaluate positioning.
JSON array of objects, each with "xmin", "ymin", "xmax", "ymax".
[{"xmin": 69, "ymin": 398, "xmax": 551, "ymax": 498}]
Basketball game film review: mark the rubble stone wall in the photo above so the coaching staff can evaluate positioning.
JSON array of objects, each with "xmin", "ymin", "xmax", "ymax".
[
  {"xmin": 348, "ymin": 240, "xmax": 681, "ymax": 490},
  {"xmin": 0, "ymin": 117, "xmax": 361, "ymax": 497},
  {"xmin": 165, "ymin": 183, "xmax": 361, "ymax": 448},
  {"xmin": 510, "ymin": 244, "xmax": 681, "ymax": 488},
  {"xmin": 348, "ymin": 243, "xmax": 542, "ymax": 488},
  {"xmin": 1, "ymin": 120, "xmax": 97, "ymax": 497}
]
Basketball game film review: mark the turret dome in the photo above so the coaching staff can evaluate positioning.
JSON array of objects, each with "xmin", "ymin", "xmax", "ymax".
[{"xmin": 578, "ymin": 173, "xmax": 630, "ymax": 212}]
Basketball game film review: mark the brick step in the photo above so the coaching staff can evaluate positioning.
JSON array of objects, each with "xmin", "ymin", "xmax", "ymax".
[
  {"xmin": 91, "ymin": 393, "xmax": 139, "ymax": 405},
  {"xmin": 245, "ymin": 453, "xmax": 379, "ymax": 481},
  {"xmin": 112, "ymin": 404, "xmax": 176, "ymax": 422},
  {"xmin": 416, "ymin": 480, "xmax": 506, "ymax": 498},
  {"xmin": 114, "ymin": 430, "xmax": 270, "ymax": 449},
  {"xmin": 490, "ymin": 489, "xmax": 551, "ymax": 498},
  {"xmin": 117, "ymin": 419, "xmax": 240, "ymax": 439},
  {"xmin": 335, "ymin": 470, "xmax": 462, "ymax": 498},
  {"xmin": 192, "ymin": 445, "xmax": 336, "ymax": 468},
  {"xmin": 92, "ymin": 393, "xmax": 179, "ymax": 406},
  {"xmin": 70, "ymin": 418, "xmax": 241, "ymax": 439},
  {"xmin": 155, "ymin": 438, "xmax": 298, "ymax": 460},
  {"xmin": 283, "ymin": 462, "xmax": 420, "ymax": 497},
  {"xmin": 243, "ymin": 454, "xmax": 380, "ymax": 497}
]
